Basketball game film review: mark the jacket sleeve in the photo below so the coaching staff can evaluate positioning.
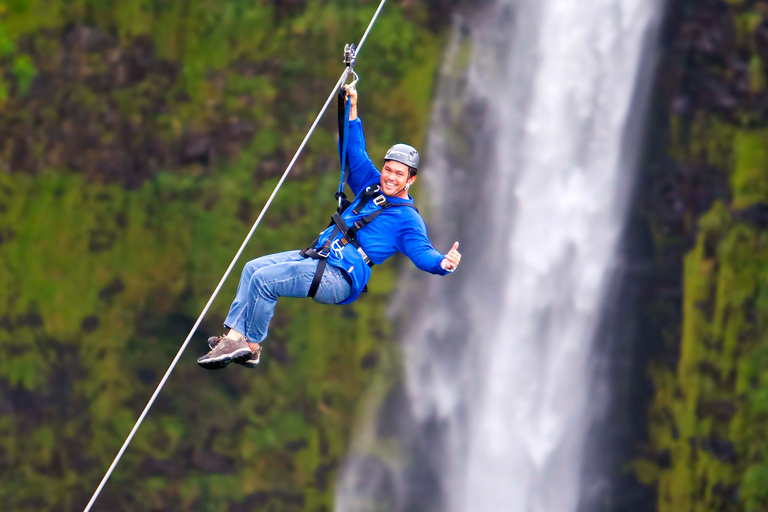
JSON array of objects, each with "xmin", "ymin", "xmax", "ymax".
[
  {"xmin": 342, "ymin": 117, "xmax": 381, "ymax": 196},
  {"xmin": 395, "ymin": 213, "xmax": 451, "ymax": 276}
]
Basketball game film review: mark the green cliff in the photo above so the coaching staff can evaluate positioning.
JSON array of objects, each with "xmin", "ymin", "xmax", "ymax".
[
  {"xmin": 0, "ymin": 1, "xmax": 445, "ymax": 510},
  {"xmin": 636, "ymin": 1, "xmax": 768, "ymax": 511}
]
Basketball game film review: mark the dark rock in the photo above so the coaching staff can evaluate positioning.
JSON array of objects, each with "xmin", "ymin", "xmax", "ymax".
[
  {"xmin": 672, "ymin": 95, "xmax": 692, "ymax": 115},
  {"xmin": 192, "ymin": 447, "xmax": 235, "ymax": 473},
  {"xmin": 81, "ymin": 315, "xmax": 99, "ymax": 332},
  {"xmin": 696, "ymin": 399, "xmax": 737, "ymax": 421},
  {"xmin": 179, "ymin": 134, "xmax": 211, "ymax": 166},
  {"xmin": 734, "ymin": 203, "xmax": 768, "ymax": 229},
  {"xmin": 98, "ymin": 277, "xmax": 125, "ymax": 302},
  {"xmin": 237, "ymin": 198, "xmax": 251, "ymax": 224},
  {"xmin": 62, "ymin": 25, "xmax": 111, "ymax": 53},
  {"xmin": 140, "ymin": 456, "xmax": 182, "ymax": 477},
  {"xmin": 318, "ymin": 428, "xmax": 329, "ymax": 456},
  {"xmin": 711, "ymin": 482, "xmax": 738, "ymax": 504},
  {"xmin": 88, "ymin": 227, "xmax": 117, "ymax": 252},
  {"xmin": 114, "ymin": 211, "xmax": 127, "ymax": 228},
  {"xmin": 697, "ymin": 361, "xmax": 721, "ymax": 383},
  {"xmin": 12, "ymin": 305, "xmax": 45, "ymax": 329},
  {"xmin": 701, "ymin": 435, "xmax": 737, "ymax": 463},
  {"xmin": 285, "ymin": 439, "xmax": 308, "ymax": 452},
  {"xmin": 314, "ymin": 461, "xmax": 337, "ymax": 491},
  {"xmin": 0, "ymin": 315, "xmax": 12, "ymax": 331},
  {"xmin": 137, "ymin": 367, "xmax": 156, "ymax": 385},
  {"xmin": 229, "ymin": 490, "xmax": 305, "ymax": 511},
  {"xmin": 656, "ymin": 449, "xmax": 672, "ymax": 468},
  {"xmin": 360, "ymin": 350, "xmax": 379, "ymax": 369}
]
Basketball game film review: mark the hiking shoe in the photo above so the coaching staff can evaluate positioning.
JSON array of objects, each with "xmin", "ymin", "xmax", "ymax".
[
  {"xmin": 197, "ymin": 335, "xmax": 253, "ymax": 369},
  {"xmin": 208, "ymin": 335, "xmax": 261, "ymax": 368}
]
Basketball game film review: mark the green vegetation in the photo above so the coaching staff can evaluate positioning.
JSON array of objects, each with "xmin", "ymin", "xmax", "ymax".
[
  {"xmin": 637, "ymin": 3, "xmax": 768, "ymax": 510},
  {"xmin": 0, "ymin": 1, "xmax": 445, "ymax": 510}
]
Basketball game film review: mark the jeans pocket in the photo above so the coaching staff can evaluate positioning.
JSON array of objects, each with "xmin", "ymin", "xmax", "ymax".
[{"xmin": 314, "ymin": 271, "xmax": 337, "ymax": 305}]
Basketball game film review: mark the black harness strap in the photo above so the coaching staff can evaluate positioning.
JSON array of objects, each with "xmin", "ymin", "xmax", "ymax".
[
  {"xmin": 335, "ymin": 89, "xmax": 352, "ymax": 214},
  {"xmin": 308, "ymin": 258, "xmax": 328, "ymax": 298}
]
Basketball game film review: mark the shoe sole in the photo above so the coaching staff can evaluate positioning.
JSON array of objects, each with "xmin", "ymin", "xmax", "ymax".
[
  {"xmin": 239, "ymin": 356, "xmax": 260, "ymax": 368},
  {"xmin": 197, "ymin": 347, "xmax": 253, "ymax": 370},
  {"xmin": 208, "ymin": 338, "xmax": 260, "ymax": 368}
]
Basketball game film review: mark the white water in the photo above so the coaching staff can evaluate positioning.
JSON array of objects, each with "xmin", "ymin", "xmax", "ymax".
[{"xmin": 336, "ymin": 0, "xmax": 661, "ymax": 510}]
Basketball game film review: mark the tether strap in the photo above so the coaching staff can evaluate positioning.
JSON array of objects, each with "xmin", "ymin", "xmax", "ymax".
[{"xmin": 336, "ymin": 90, "xmax": 352, "ymax": 212}]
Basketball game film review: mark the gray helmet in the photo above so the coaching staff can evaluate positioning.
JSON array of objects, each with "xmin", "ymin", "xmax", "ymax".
[{"xmin": 384, "ymin": 143, "xmax": 420, "ymax": 171}]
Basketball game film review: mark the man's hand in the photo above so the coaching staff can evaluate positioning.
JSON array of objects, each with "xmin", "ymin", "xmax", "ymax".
[
  {"xmin": 441, "ymin": 241, "xmax": 461, "ymax": 272},
  {"xmin": 344, "ymin": 85, "xmax": 358, "ymax": 120}
]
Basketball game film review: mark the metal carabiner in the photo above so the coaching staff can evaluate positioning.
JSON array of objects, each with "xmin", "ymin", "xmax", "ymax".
[{"xmin": 348, "ymin": 69, "xmax": 360, "ymax": 89}]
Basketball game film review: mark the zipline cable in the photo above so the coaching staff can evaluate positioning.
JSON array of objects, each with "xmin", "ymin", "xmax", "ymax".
[{"xmin": 81, "ymin": 2, "xmax": 387, "ymax": 510}]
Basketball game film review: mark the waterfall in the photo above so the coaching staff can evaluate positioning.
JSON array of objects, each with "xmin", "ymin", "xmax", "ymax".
[{"xmin": 336, "ymin": 0, "xmax": 662, "ymax": 511}]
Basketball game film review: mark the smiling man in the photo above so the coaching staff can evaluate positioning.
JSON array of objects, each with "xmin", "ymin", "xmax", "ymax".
[{"xmin": 197, "ymin": 86, "xmax": 462, "ymax": 369}]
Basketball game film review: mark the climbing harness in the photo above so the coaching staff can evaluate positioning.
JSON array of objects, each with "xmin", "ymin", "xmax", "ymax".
[
  {"xmin": 81, "ymin": 2, "xmax": 390, "ymax": 511},
  {"xmin": 301, "ymin": 183, "xmax": 418, "ymax": 297}
]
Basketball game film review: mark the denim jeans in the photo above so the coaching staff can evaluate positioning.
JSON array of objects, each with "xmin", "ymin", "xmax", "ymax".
[{"xmin": 223, "ymin": 250, "xmax": 352, "ymax": 343}]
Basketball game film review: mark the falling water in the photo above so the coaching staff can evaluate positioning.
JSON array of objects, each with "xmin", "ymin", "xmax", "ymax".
[{"xmin": 336, "ymin": 0, "xmax": 662, "ymax": 511}]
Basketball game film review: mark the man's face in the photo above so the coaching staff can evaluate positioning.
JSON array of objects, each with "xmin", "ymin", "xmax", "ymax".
[{"xmin": 380, "ymin": 160, "xmax": 414, "ymax": 197}]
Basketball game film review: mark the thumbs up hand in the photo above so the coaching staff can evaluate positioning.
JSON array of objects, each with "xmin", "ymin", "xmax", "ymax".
[{"xmin": 441, "ymin": 241, "xmax": 461, "ymax": 272}]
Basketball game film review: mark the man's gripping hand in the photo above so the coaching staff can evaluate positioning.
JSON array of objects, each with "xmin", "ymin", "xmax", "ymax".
[
  {"xmin": 344, "ymin": 85, "xmax": 358, "ymax": 120},
  {"xmin": 441, "ymin": 241, "xmax": 461, "ymax": 272}
]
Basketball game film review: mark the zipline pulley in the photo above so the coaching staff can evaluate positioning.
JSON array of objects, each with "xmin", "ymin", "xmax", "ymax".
[
  {"xmin": 344, "ymin": 43, "xmax": 357, "ymax": 66},
  {"xmin": 343, "ymin": 43, "xmax": 359, "ymax": 89}
]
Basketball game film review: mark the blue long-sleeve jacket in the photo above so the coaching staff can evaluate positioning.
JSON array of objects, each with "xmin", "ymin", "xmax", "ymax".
[{"xmin": 314, "ymin": 117, "xmax": 449, "ymax": 304}]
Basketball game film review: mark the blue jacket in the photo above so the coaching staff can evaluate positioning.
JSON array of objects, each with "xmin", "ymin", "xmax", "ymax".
[{"xmin": 314, "ymin": 117, "xmax": 450, "ymax": 304}]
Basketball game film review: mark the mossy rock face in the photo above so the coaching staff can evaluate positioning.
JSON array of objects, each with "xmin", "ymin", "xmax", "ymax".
[
  {"xmin": 0, "ymin": 1, "xmax": 451, "ymax": 510},
  {"xmin": 733, "ymin": 130, "xmax": 768, "ymax": 208},
  {"xmin": 637, "ymin": 1, "xmax": 768, "ymax": 511}
]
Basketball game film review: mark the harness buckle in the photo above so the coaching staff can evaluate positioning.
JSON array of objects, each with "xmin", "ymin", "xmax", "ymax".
[
  {"xmin": 373, "ymin": 194, "xmax": 386, "ymax": 207},
  {"xmin": 357, "ymin": 247, "xmax": 372, "ymax": 266}
]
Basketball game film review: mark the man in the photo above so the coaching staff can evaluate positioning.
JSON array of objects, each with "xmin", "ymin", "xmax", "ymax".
[{"xmin": 198, "ymin": 86, "xmax": 461, "ymax": 369}]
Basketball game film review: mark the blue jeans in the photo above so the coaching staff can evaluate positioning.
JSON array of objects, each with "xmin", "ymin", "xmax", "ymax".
[{"xmin": 223, "ymin": 250, "xmax": 352, "ymax": 343}]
